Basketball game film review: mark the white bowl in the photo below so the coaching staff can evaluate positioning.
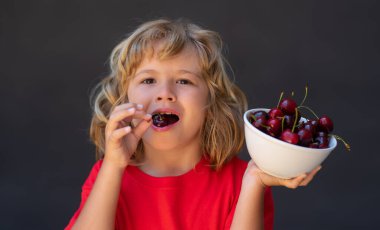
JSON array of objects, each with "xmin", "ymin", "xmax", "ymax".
[{"xmin": 244, "ymin": 108, "xmax": 337, "ymax": 179}]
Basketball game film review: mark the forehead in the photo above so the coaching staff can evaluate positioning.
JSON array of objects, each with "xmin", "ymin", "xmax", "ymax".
[{"xmin": 134, "ymin": 42, "xmax": 202, "ymax": 75}]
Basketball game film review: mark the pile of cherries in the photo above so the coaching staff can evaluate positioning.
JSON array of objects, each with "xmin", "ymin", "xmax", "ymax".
[{"xmin": 249, "ymin": 87, "xmax": 350, "ymax": 150}]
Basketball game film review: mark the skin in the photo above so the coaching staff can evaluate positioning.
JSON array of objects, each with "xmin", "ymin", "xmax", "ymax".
[
  {"xmin": 127, "ymin": 43, "xmax": 209, "ymax": 177},
  {"xmin": 71, "ymin": 44, "xmax": 209, "ymax": 229},
  {"xmin": 72, "ymin": 42, "xmax": 321, "ymax": 230},
  {"xmin": 231, "ymin": 161, "xmax": 321, "ymax": 230}
]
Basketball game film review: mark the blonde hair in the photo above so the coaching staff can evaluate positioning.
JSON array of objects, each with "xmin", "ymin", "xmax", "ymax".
[{"xmin": 89, "ymin": 18, "xmax": 247, "ymax": 170}]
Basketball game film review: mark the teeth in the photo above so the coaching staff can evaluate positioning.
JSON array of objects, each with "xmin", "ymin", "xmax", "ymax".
[{"xmin": 157, "ymin": 112, "xmax": 174, "ymax": 115}]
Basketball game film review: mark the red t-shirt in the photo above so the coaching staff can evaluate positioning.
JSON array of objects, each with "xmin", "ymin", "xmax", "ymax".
[{"xmin": 65, "ymin": 156, "xmax": 274, "ymax": 229}]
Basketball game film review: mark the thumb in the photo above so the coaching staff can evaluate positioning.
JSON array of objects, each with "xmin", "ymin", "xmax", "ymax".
[{"xmin": 132, "ymin": 114, "xmax": 152, "ymax": 140}]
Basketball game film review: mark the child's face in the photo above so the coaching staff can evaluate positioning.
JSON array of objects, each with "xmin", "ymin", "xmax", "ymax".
[{"xmin": 127, "ymin": 43, "xmax": 209, "ymax": 152}]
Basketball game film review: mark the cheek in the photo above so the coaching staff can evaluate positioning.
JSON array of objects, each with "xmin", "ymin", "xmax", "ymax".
[
  {"xmin": 127, "ymin": 86, "xmax": 148, "ymax": 104},
  {"xmin": 186, "ymin": 96, "xmax": 208, "ymax": 124}
]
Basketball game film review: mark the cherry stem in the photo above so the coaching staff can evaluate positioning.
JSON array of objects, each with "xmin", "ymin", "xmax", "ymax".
[
  {"xmin": 298, "ymin": 105, "xmax": 319, "ymax": 119},
  {"xmin": 276, "ymin": 91, "xmax": 284, "ymax": 108},
  {"xmin": 281, "ymin": 116, "xmax": 285, "ymax": 132},
  {"xmin": 299, "ymin": 85, "xmax": 308, "ymax": 107},
  {"xmin": 292, "ymin": 108, "xmax": 298, "ymax": 132},
  {"xmin": 331, "ymin": 134, "xmax": 351, "ymax": 151}
]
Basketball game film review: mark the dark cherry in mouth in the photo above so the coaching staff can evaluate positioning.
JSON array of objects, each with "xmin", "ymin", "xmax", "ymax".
[{"xmin": 152, "ymin": 113, "xmax": 179, "ymax": 127}]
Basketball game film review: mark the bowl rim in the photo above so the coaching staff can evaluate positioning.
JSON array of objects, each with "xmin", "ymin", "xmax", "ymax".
[{"xmin": 244, "ymin": 108, "xmax": 337, "ymax": 152}]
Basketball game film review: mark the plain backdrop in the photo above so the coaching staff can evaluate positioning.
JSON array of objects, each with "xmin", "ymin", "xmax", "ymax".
[{"xmin": 1, "ymin": 0, "xmax": 379, "ymax": 229}]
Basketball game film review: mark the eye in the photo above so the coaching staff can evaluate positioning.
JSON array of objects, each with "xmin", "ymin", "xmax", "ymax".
[
  {"xmin": 177, "ymin": 79, "xmax": 192, "ymax": 85},
  {"xmin": 141, "ymin": 78, "xmax": 155, "ymax": 84}
]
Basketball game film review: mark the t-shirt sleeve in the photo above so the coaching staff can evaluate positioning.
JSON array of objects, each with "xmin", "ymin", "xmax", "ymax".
[
  {"xmin": 224, "ymin": 186, "xmax": 274, "ymax": 230},
  {"xmin": 64, "ymin": 160, "xmax": 103, "ymax": 230}
]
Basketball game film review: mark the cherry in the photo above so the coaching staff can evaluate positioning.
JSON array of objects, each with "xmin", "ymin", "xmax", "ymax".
[
  {"xmin": 309, "ymin": 142, "xmax": 319, "ymax": 148},
  {"xmin": 315, "ymin": 135, "xmax": 329, "ymax": 148},
  {"xmin": 303, "ymin": 119, "xmax": 319, "ymax": 136},
  {"xmin": 252, "ymin": 117, "xmax": 268, "ymax": 132},
  {"xmin": 247, "ymin": 87, "xmax": 350, "ymax": 151},
  {"xmin": 152, "ymin": 114, "xmax": 179, "ymax": 127},
  {"xmin": 267, "ymin": 118, "xmax": 282, "ymax": 137},
  {"xmin": 254, "ymin": 111, "xmax": 269, "ymax": 119},
  {"xmin": 298, "ymin": 121, "xmax": 305, "ymax": 129},
  {"xmin": 279, "ymin": 98, "xmax": 297, "ymax": 115},
  {"xmin": 319, "ymin": 115, "xmax": 334, "ymax": 133},
  {"xmin": 280, "ymin": 129, "xmax": 299, "ymax": 145},
  {"xmin": 316, "ymin": 131, "xmax": 328, "ymax": 138},
  {"xmin": 283, "ymin": 114, "xmax": 301, "ymax": 129},
  {"xmin": 268, "ymin": 108, "xmax": 284, "ymax": 119},
  {"xmin": 297, "ymin": 128, "xmax": 313, "ymax": 146}
]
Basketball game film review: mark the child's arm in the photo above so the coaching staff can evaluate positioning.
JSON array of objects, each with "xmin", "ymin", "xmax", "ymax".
[
  {"xmin": 231, "ymin": 160, "xmax": 321, "ymax": 230},
  {"xmin": 230, "ymin": 176, "xmax": 266, "ymax": 229},
  {"xmin": 71, "ymin": 103, "xmax": 152, "ymax": 230},
  {"xmin": 71, "ymin": 160, "xmax": 126, "ymax": 230}
]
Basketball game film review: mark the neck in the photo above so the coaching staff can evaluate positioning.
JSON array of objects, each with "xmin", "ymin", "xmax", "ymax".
[{"xmin": 139, "ymin": 143, "xmax": 203, "ymax": 177}]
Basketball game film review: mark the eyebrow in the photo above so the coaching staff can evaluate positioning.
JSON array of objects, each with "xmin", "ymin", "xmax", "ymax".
[
  {"xmin": 135, "ymin": 69, "xmax": 158, "ymax": 77},
  {"xmin": 135, "ymin": 69, "xmax": 201, "ymax": 79}
]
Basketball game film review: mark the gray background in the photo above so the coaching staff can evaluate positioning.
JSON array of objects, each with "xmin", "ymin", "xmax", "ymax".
[{"xmin": 1, "ymin": 0, "xmax": 379, "ymax": 229}]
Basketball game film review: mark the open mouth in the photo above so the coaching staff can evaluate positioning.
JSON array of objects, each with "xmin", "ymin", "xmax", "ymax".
[{"xmin": 152, "ymin": 112, "xmax": 180, "ymax": 127}]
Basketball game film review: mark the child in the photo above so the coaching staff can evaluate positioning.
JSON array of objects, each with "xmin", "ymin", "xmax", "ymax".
[{"xmin": 65, "ymin": 18, "xmax": 320, "ymax": 230}]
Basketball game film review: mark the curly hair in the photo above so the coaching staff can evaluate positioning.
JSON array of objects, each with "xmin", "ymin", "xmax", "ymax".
[{"xmin": 89, "ymin": 18, "xmax": 247, "ymax": 170}]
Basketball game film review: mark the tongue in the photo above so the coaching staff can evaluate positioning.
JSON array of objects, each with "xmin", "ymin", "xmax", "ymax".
[{"xmin": 152, "ymin": 114, "xmax": 179, "ymax": 127}]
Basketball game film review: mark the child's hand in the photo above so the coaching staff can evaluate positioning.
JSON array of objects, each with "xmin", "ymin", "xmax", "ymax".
[
  {"xmin": 243, "ymin": 160, "xmax": 322, "ymax": 190},
  {"xmin": 104, "ymin": 103, "xmax": 152, "ymax": 168}
]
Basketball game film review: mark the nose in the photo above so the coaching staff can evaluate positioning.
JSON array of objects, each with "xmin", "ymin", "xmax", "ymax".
[{"xmin": 155, "ymin": 82, "xmax": 176, "ymax": 102}]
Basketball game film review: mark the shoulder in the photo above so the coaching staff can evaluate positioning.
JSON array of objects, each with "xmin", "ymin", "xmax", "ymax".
[
  {"xmin": 215, "ymin": 156, "xmax": 248, "ymax": 181},
  {"xmin": 223, "ymin": 156, "xmax": 248, "ymax": 173}
]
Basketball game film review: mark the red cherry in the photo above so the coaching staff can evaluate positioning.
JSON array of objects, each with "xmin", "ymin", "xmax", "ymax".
[
  {"xmin": 297, "ymin": 128, "xmax": 313, "ymax": 146},
  {"xmin": 283, "ymin": 113, "xmax": 301, "ymax": 129},
  {"xmin": 252, "ymin": 117, "xmax": 268, "ymax": 132},
  {"xmin": 309, "ymin": 142, "xmax": 319, "ymax": 148},
  {"xmin": 280, "ymin": 129, "xmax": 299, "ymax": 144},
  {"xmin": 152, "ymin": 114, "xmax": 179, "ymax": 127},
  {"xmin": 315, "ymin": 136, "xmax": 329, "ymax": 148},
  {"xmin": 266, "ymin": 118, "xmax": 282, "ymax": 137},
  {"xmin": 252, "ymin": 111, "xmax": 269, "ymax": 120},
  {"xmin": 316, "ymin": 131, "xmax": 328, "ymax": 138},
  {"xmin": 279, "ymin": 98, "xmax": 297, "ymax": 115},
  {"xmin": 298, "ymin": 121, "xmax": 306, "ymax": 129},
  {"xmin": 319, "ymin": 115, "xmax": 334, "ymax": 133},
  {"xmin": 303, "ymin": 119, "xmax": 319, "ymax": 136},
  {"xmin": 268, "ymin": 108, "xmax": 284, "ymax": 119}
]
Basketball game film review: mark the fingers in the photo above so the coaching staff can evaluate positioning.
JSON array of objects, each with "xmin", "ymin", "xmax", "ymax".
[
  {"xmin": 113, "ymin": 103, "xmax": 144, "ymax": 112},
  {"xmin": 281, "ymin": 165, "xmax": 322, "ymax": 189},
  {"xmin": 108, "ymin": 126, "xmax": 133, "ymax": 144},
  {"xmin": 299, "ymin": 166, "xmax": 322, "ymax": 186},
  {"xmin": 280, "ymin": 174, "xmax": 307, "ymax": 189},
  {"xmin": 106, "ymin": 104, "xmax": 149, "ymax": 138},
  {"xmin": 132, "ymin": 114, "xmax": 152, "ymax": 139}
]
